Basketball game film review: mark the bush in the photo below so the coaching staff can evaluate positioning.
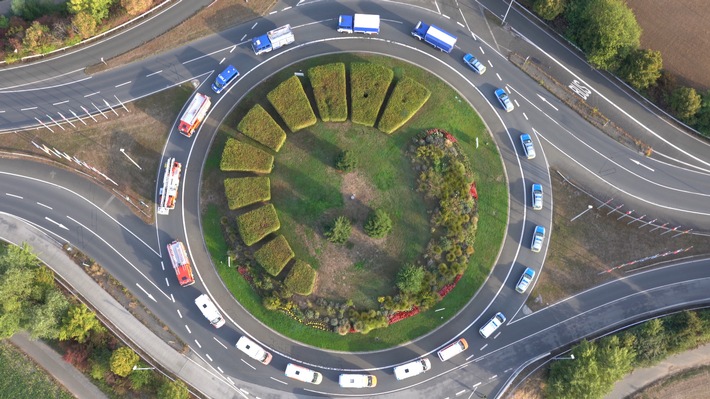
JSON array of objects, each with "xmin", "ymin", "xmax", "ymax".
[
  {"xmin": 335, "ymin": 150, "xmax": 358, "ymax": 172},
  {"xmin": 378, "ymin": 77, "xmax": 431, "ymax": 134},
  {"xmin": 110, "ymin": 346, "xmax": 139, "ymax": 377},
  {"xmin": 220, "ymin": 138, "xmax": 274, "ymax": 173},
  {"xmin": 396, "ymin": 264, "xmax": 424, "ymax": 294},
  {"xmin": 254, "ymin": 235, "xmax": 294, "ymax": 276},
  {"xmin": 669, "ymin": 86, "xmax": 702, "ymax": 122},
  {"xmin": 236, "ymin": 204, "xmax": 280, "ymax": 246},
  {"xmin": 267, "ymin": 76, "xmax": 317, "ymax": 132},
  {"xmin": 224, "ymin": 177, "xmax": 270, "ymax": 210},
  {"xmin": 533, "ymin": 0, "xmax": 566, "ymax": 20},
  {"xmin": 157, "ymin": 379, "xmax": 189, "ymax": 399},
  {"xmin": 617, "ymin": 48, "xmax": 663, "ymax": 90},
  {"xmin": 350, "ymin": 63, "xmax": 394, "ymax": 126},
  {"xmin": 237, "ymin": 104, "xmax": 287, "ymax": 151},
  {"xmin": 325, "ymin": 216, "xmax": 351, "ymax": 244},
  {"xmin": 364, "ymin": 209, "xmax": 393, "ymax": 238},
  {"xmin": 308, "ymin": 63, "xmax": 347, "ymax": 122},
  {"xmin": 284, "ymin": 260, "xmax": 317, "ymax": 295}
]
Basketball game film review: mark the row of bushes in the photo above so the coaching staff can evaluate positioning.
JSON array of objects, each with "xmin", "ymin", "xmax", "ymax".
[
  {"xmin": 224, "ymin": 177, "xmax": 271, "ymax": 210},
  {"xmin": 254, "ymin": 235, "xmax": 294, "ymax": 276},
  {"xmin": 284, "ymin": 260, "xmax": 317, "ymax": 296},
  {"xmin": 267, "ymin": 75, "xmax": 317, "ymax": 132},
  {"xmin": 308, "ymin": 63, "xmax": 348, "ymax": 122},
  {"xmin": 235, "ymin": 204, "xmax": 280, "ymax": 246},
  {"xmin": 378, "ymin": 77, "xmax": 431, "ymax": 134},
  {"xmin": 237, "ymin": 105, "xmax": 287, "ymax": 151},
  {"xmin": 220, "ymin": 138, "xmax": 274, "ymax": 173},
  {"xmin": 350, "ymin": 62, "xmax": 394, "ymax": 127}
]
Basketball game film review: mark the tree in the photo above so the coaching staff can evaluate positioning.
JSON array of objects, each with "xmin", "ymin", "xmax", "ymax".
[
  {"xmin": 59, "ymin": 303, "xmax": 104, "ymax": 343},
  {"xmin": 364, "ymin": 209, "xmax": 393, "ymax": 238},
  {"xmin": 596, "ymin": 335, "xmax": 634, "ymax": 389},
  {"xmin": 71, "ymin": 11, "xmax": 98, "ymax": 39},
  {"xmin": 26, "ymin": 289, "xmax": 70, "ymax": 339},
  {"xmin": 633, "ymin": 318, "xmax": 667, "ymax": 366},
  {"xmin": 669, "ymin": 86, "xmax": 702, "ymax": 122},
  {"xmin": 695, "ymin": 90, "xmax": 710, "ymax": 136},
  {"xmin": 22, "ymin": 21, "xmax": 51, "ymax": 54},
  {"xmin": 68, "ymin": 0, "xmax": 114, "ymax": 22},
  {"xmin": 121, "ymin": 0, "xmax": 151, "ymax": 16},
  {"xmin": 565, "ymin": 0, "xmax": 641, "ymax": 70},
  {"xmin": 157, "ymin": 379, "xmax": 190, "ymax": 399},
  {"xmin": 618, "ymin": 48, "xmax": 663, "ymax": 90},
  {"xmin": 11, "ymin": 0, "xmax": 56, "ymax": 20},
  {"xmin": 396, "ymin": 264, "xmax": 424, "ymax": 294},
  {"xmin": 547, "ymin": 340, "xmax": 604, "ymax": 399},
  {"xmin": 110, "ymin": 346, "xmax": 139, "ymax": 377},
  {"xmin": 533, "ymin": 0, "xmax": 566, "ymax": 21},
  {"xmin": 335, "ymin": 150, "xmax": 358, "ymax": 172},
  {"xmin": 325, "ymin": 216, "xmax": 351, "ymax": 244}
]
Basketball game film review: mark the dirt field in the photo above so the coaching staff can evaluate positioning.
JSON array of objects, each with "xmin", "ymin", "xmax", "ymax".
[
  {"xmin": 629, "ymin": 365, "xmax": 710, "ymax": 399},
  {"xmin": 626, "ymin": 0, "xmax": 710, "ymax": 91}
]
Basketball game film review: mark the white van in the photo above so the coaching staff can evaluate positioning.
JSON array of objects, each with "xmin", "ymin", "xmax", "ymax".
[
  {"xmin": 437, "ymin": 338, "xmax": 469, "ymax": 361},
  {"xmin": 393, "ymin": 358, "xmax": 431, "ymax": 380},
  {"xmin": 194, "ymin": 294, "xmax": 225, "ymax": 328},
  {"xmin": 479, "ymin": 312, "xmax": 506, "ymax": 338},
  {"xmin": 285, "ymin": 363, "xmax": 323, "ymax": 385},
  {"xmin": 236, "ymin": 336, "xmax": 272, "ymax": 365},
  {"xmin": 339, "ymin": 373, "xmax": 377, "ymax": 388}
]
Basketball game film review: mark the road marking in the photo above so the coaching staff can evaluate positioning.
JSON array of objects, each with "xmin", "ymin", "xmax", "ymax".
[
  {"xmin": 135, "ymin": 283, "xmax": 157, "ymax": 302},
  {"xmin": 269, "ymin": 10, "xmax": 277, "ymax": 14},
  {"xmin": 170, "ymin": 293, "xmax": 175, "ymax": 303},
  {"xmin": 270, "ymin": 377, "xmax": 288, "ymax": 385},
  {"xmin": 630, "ymin": 158, "xmax": 655, "ymax": 172},
  {"xmin": 185, "ymin": 325, "xmax": 192, "ymax": 333},
  {"xmin": 241, "ymin": 359, "xmax": 256, "ymax": 370},
  {"xmin": 472, "ymin": 382, "xmax": 481, "ymax": 388},
  {"xmin": 146, "ymin": 70, "xmax": 163, "ymax": 77},
  {"xmin": 37, "ymin": 202, "xmax": 52, "ymax": 209},
  {"xmin": 165, "ymin": 277, "xmax": 169, "ymax": 287},
  {"xmin": 177, "ymin": 309, "xmax": 182, "ymax": 318},
  {"xmin": 489, "ymin": 374, "xmax": 498, "ymax": 380},
  {"xmin": 213, "ymin": 337, "xmax": 228, "ymax": 349},
  {"xmin": 240, "ymin": 34, "xmax": 247, "ymax": 41},
  {"xmin": 114, "ymin": 81, "xmax": 131, "ymax": 88},
  {"xmin": 514, "ymin": 99, "xmax": 520, "ymax": 107},
  {"xmin": 160, "ymin": 261, "xmax": 165, "ymax": 271},
  {"xmin": 523, "ymin": 112, "xmax": 528, "ymax": 120},
  {"xmin": 219, "ymin": 57, "xmax": 225, "ymax": 65},
  {"xmin": 495, "ymin": 73, "xmax": 502, "ymax": 81},
  {"xmin": 493, "ymin": 332, "xmax": 501, "ymax": 339},
  {"xmin": 206, "ymin": 353, "xmax": 213, "ymax": 362},
  {"xmin": 217, "ymin": 366, "xmax": 224, "ymax": 373},
  {"xmin": 480, "ymin": 344, "xmax": 488, "ymax": 351},
  {"xmin": 53, "ymin": 100, "xmax": 69, "ymax": 105},
  {"xmin": 229, "ymin": 45, "xmax": 236, "ymax": 53},
  {"xmin": 194, "ymin": 339, "xmax": 202, "ymax": 348},
  {"xmin": 487, "ymin": 59, "xmax": 493, "ymax": 67},
  {"xmin": 536, "ymin": 94, "xmax": 559, "ymax": 111},
  {"xmin": 434, "ymin": 0, "xmax": 440, "ymax": 14},
  {"xmin": 456, "ymin": 389, "xmax": 467, "ymax": 396},
  {"xmin": 21, "ymin": 106, "xmax": 37, "ymax": 111},
  {"xmin": 44, "ymin": 217, "xmax": 69, "ymax": 230},
  {"xmin": 480, "ymin": 46, "xmax": 485, "ymax": 55},
  {"xmin": 457, "ymin": 21, "xmax": 465, "ymax": 27},
  {"xmin": 251, "ymin": 22, "xmax": 258, "ymax": 29},
  {"xmin": 442, "ymin": 14, "xmax": 450, "ymax": 19},
  {"xmin": 84, "ymin": 91, "xmax": 99, "ymax": 97},
  {"xmin": 5, "ymin": 193, "xmax": 23, "ymax": 199},
  {"xmin": 282, "ymin": 6, "xmax": 291, "ymax": 11},
  {"xmin": 226, "ymin": 377, "xmax": 235, "ymax": 385}
]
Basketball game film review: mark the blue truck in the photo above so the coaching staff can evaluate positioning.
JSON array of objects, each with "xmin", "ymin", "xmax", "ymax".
[
  {"xmin": 337, "ymin": 14, "xmax": 380, "ymax": 34},
  {"xmin": 411, "ymin": 21, "xmax": 457, "ymax": 53},
  {"xmin": 211, "ymin": 65, "xmax": 239, "ymax": 94},
  {"xmin": 251, "ymin": 24, "xmax": 295, "ymax": 55}
]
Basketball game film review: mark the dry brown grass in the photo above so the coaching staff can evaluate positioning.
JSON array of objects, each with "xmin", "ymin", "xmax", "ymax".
[{"xmin": 629, "ymin": 365, "xmax": 710, "ymax": 399}]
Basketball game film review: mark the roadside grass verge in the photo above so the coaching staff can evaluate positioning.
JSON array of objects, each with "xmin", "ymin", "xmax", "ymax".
[{"xmin": 0, "ymin": 341, "xmax": 73, "ymax": 399}]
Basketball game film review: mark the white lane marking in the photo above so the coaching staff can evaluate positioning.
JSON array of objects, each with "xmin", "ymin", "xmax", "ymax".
[
  {"xmin": 514, "ymin": 99, "xmax": 520, "ymax": 107},
  {"xmin": 536, "ymin": 93, "xmax": 558, "ymax": 111},
  {"xmin": 213, "ymin": 337, "xmax": 229, "ymax": 349},
  {"xmin": 487, "ymin": 59, "xmax": 493, "ymax": 67},
  {"xmin": 489, "ymin": 374, "xmax": 498, "ymax": 380},
  {"xmin": 480, "ymin": 46, "xmax": 485, "ymax": 54},
  {"xmin": 44, "ymin": 217, "xmax": 68, "ymax": 230},
  {"xmin": 269, "ymin": 10, "xmax": 277, "ymax": 14},
  {"xmin": 442, "ymin": 14, "xmax": 450, "ymax": 19},
  {"xmin": 83, "ymin": 91, "xmax": 99, "ymax": 97},
  {"xmin": 523, "ymin": 112, "xmax": 528, "ymax": 120},
  {"xmin": 282, "ymin": 6, "xmax": 291, "ymax": 10},
  {"xmin": 177, "ymin": 309, "xmax": 182, "ymax": 318},
  {"xmin": 229, "ymin": 45, "xmax": 236, "ymax": 53},
  {"xmin": 170, "ymin": 293, "xmax": 175, "ymax": 303},
  {"xmin": 160, "ymin": 261, "xmax": 165, "ymax": 271},
  {"xmin": 21, "ymin": 106, "xmax": 38, "ymax": 111},
  {"xmin": 194, "ymin": 339, "xmax": 202, "ymax": 348},
  {"xmin": 472, "ymin": 382, "xmax": 481, "ymax": 388},
  {"xmin": 219, "ymin": 57, "xmax": 225, "ymax": 65},
  {"xmin": 480, "ymin": 344, "xmax": 488, "ymax": 351},
  {"xmin": 240, "ymin": 34, "xmax": 247, "ymax": 41},
  {"xmin": 146, "ymin": 70, "xmax": 163, "ymax": 77},
  {"xmin": 115, "ymin": 81, "xmax": 131, "ymax": 88},
  {"xmin": 496, "ymin": 72, "xmax": 502, "ymax": 81},
  {"xmin": 457, "ymin": 21, "xmax": 465, "ymax": 27},
  {"xmin": 217, "ymin": 366, "xmax": 224, "ymax": 373},
  {"xmin": 630, "ymin": 158, "xmax": 655, "ymax": 172},
  {"xmin": 251, "ymin": 22, "xmax": 257, "ymax": 29},
  {"xmin": 37, "ymin": 202, "xmax": 52, "ymax": 209},
  {"xmin": 493, "ymin": 332, "xmax": 501, "ymax": 339},
  {"xmin": 434, "ymin": 0, "xmax": 440, "ymax": 14},
  {"xmin": 185, "ymin": 325, "xmax": 192, "ymax": 334},
  {"xmin": 456, "ymin": 389, "xmax": 467, "ymax": 396},
  {"xmin": 5, "ymin": 193, "xmax": 22, "ymax": 199},
  {"xmin": 270, "ymin": 377, "xmax": 288, "ymax": 385},
  {"xmin": 241, "ymin": 359, "xmax": 256, "ymax": 370},
  {"xmin": 53, "ymin": 100, "xmax": 69, "ymax": 105},
  {"xmin": 135, "ymin": 283, "xmax": 156, "ymax": 302},
  {"xmin": 206, "ymin": 353, "xmax": 213, "ymax": 362},
  {"xmin": 165, "ymin": 277, "xmax": 170, "ymax": 287}
]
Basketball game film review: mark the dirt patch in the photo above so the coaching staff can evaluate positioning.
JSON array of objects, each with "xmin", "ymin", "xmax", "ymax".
[{"xmin": 629, "ymin": 364, "xmax": 710, "ymax": 399}]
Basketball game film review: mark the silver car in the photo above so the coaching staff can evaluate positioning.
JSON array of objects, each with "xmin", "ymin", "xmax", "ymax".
[
  {"xmin": 531, "ymin": 183, "xmax": 543, "ymax": 210},
  {"xmin": 531, "ymin": 225, "xmax": 545, "ymax": 253}
]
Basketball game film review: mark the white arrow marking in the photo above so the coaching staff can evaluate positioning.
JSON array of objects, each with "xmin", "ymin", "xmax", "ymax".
[
  {"xmin": 135, "ymin": 283, "xmax": 156, "ymax": 302},
  {"xmin": 537, "ymin": 94, "xmax": 559, "ymax": 111},
  {"xmin": 44, "ymin": 217, "xmax": 68, "ymax": 230},
  {"xmin": 630, "ymin": 158, "xmax": 655, "ymax": 172}
]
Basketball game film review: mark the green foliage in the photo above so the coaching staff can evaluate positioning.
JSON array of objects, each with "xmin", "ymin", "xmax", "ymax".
[
  {"xmin": 350, "ymin": 63, "xmax": 394, "ymax": 126},
  {"xmin": 110, "ymin": 346, "xmax": 139, "ymax": 377},
  {"xmin": 128, "ymin": 366, "xmax": 155, "ymax": 390},
  {"xmin": 68, "ymin": 0, "xmax": 114, "ymax": 22},
  {"xmin": 378, "ymin": 77, "xmax": 431, "ymax": 134},
  {"xmin": 236, "ymin": 204, "xmax": 281, "ymax": 246},
  {"xmin": 618, "ymin": 48, "xmax": 663, "ymax": 90},
  {"xmin": 696, "ymin": 91, "xmax": 710, "ymax": 136},
  {"xmin": 308, "ymin": 63, "xmax": 348, "ymax": 122},
  {"xmin": 533, "ymin": 0, "xmax": 566, "ymax": 20},
  {"xmin": 88, "ymin": 347, "xmax": 111, "ymax": 381},
  {"xmin": 237, "ymin": 104, "xmax": 287, "ymax": 151},
  {"xmin": 396, "ymin": 264, "xmax": 424, "ymax": 294},
  {"xmin": 71, "ymin": 11, "xmax": 97, "ymax": 39},
  {"xmin": 335, "ymin": 149, "xmax": 358, "ymax": 172},
  {"xmin": 121, "ymin": 0, "xmax": 152, "ymax": 16},
  {"xmin": 325, "ymin": 216, "xmax": 351, "ymax": 244},
  {"xmin": 669, "ymin": 86, "xmax": 702, "ymax": 122},
  {"xmin": 350, "ymin": 310, "xmax": 388, "ymax": 334},
  {"xmin": 59, "ymin": 303, "xmax": 104, "ymax": 343},
  {"xmin": 22, "ymin": 21, "xmax": 53, "ymax": 54},
  {"xmin": 219, "ymin": 138, "xmax": 274, "ymax": 173},
  {"xmin": 157, "ymin": 378, "xmax": 190, "ymax": 399},
  {"xmin": 267, "ymin": 76, "xmax": 317, "ymax": 132},
  {"xmin": 224, "ymin": 177, "xmax": 271, "ymax": 210},
  {"xmin": 0, "ymin": 341, "xmax": 74, "ymax": 399},
  {"xmin": 284, "ymin": 260, "xmax": 317, "ymax": 295},
  {"xmin": 11, "ymin": 0, "xmax": 58, "ymax": 20},
  {"xmin": 632, "ymin": 317, "xmax": 667, "ymax": 366},
  {"xmin": 27, "ymin": 289, "xmax": 69, "ymax": 339},
  {"xmin": 254, "ymin": 235, "xmax": 294, "ymax": 276},
  {"xmin": 565, "ymin": 0, "xmax": 641, "ymax": 70},
  {"xmin": 364, "ymin": 209, "xmax": 393, "ymax": 238}
]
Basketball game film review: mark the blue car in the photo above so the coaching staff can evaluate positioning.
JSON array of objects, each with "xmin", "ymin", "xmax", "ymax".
[
  {"xmin": 495, "ymin": 88, "xmax": 514, "ymax": 112},
  {"xmin": 463, "ymin": 53, "xmax": 486, "ymax": 75},
  {"xmin": 531, "ymin": 225, "xmax": 546, "ymax": 253},
  {"xmin": 531, "ymin": 183, "xmax": 543, "ymax": 210},
  {"xmin": 520, "ymin": 133, "xmax": 536, "ymax": 159},
  {"xmin": 516, "ymin": 267, "xmax": 536, "ymax": 293}
]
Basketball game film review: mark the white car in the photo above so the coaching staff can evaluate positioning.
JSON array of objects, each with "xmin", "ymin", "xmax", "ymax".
[
  {"xmin": 236, "ymin": 336, "xmax": 272, "ymax": 365},
  {"xmin": 520, "ymin": 134, "xmax": 536, "ymax": 159},
  {"xmin": 515, "ymin": 267, "xmax": 536, "ymax": 294},
  {"xmin": 531, "ymin": 225, "xmax": 546, "ymax": 253},
  {"xmin": 479, "ymin": 312, "xmax": 506, "ymax": 338},
  {"xmin": 495, "ymin": 88, "xmax": 514, "ymax": 112},
  {"xmin": 531, "ymin": 183, "xmax": 543, "ymax": 210},
  {"xmin": 339, "ymin": 373, "xmax": 377, "ymax": 388},
  {"xmin": 393, "ymin": 358, "xmax": 431, "ymax": 380},
  {"xmin": 285, "ymin": 363, "xmax": 323, "ymax": 385},
  {"xmin": 437, "ymin": 338, "xmax": 468, "ymax": 361},
  {"xmin": 194, "ymin": 294, "xmax": 225, "ymax": 328},
  {"xmin": 463, "ymin": 53, "xmax": 487, "ymax": 75}
]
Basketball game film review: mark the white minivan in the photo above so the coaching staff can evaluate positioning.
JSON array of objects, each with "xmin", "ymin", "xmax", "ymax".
[
  {"xmin": 285, "ymin": 363, "xmax": 323, "ymax": 385},
  {"xmin": 236, "ymin": 336, "xmax": 272, "ymax": 365},
  {"xmin": 437, "ymin": 338, "xmax": 469, "ymax": 361},
  {"xmin": 194, "ymin": 294, "xmax": 225, "ymax": 328},
  {"xmin": 393, "ymin": 358, "xmax": 431, "ymax": 380},
  {"xmin": 339, "ymin": 373, "xmax": 377, "ymax": 388}
]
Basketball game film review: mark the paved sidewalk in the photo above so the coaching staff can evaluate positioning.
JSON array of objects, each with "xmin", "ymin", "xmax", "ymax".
[{"xmin": 10, "ymin": 332, "xmax": 109, "ymax": 399}]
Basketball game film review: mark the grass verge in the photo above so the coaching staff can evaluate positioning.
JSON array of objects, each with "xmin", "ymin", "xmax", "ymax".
[{"xmin": 0, "ymin": 341, "xmax": 73, "ymax": 399}]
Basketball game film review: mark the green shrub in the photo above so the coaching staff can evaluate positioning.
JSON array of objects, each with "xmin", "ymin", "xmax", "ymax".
[
  {"xmin": 157, "ymin": 379, "xmax": 189, "ymax": 399},
  {"xmin": 396, "ymin": 264, "xmax": 424, "ymax": 294},
  {"xmin": 109, "ymin": 346, "xmax": 139, "ymax": 377},
  {"xmin": 220, "ymin": 138, "xmax": 274, "ymax": 173},
  {"xmin": 236, "ymin": 204, "xmax": 280, "ymax": 246},
  {"xmin": 325, "ymin": 216, "xmax": 351, "ymax": 244},
  {"xmin": 364, "ymin": 209, "xmax": 393, "ymax": 238},
  {"xmin": 335, "ymin": 149, "xmax": 358, "ymax": 172},
  {"xmin": 669, "ymin": 86, "xmax": 702, "ymax": 122},
  {"xmin": 267, "ymin": 76, "xmax": 317, "ymax": 132},
  {"xmin": 308, "ymin": 63, "xmax": 347, "ymax": 122},
  {"xmin": 533, "ymin": 0, "xmax": 566, "ymax": 20},
  {"xmin": 254, "ymin": 235, "xmax": 294, "ymax": 276},
  {"xmin": 377, "ymin": 77, "xmax": 431, "ymax": 134},
  {"xmin": 224, "ymin": 177, "xmax": 271, "ymax": 209},
  {"xmin": 237, "ymin": 104, "xmax": 287, "ymax": 151},
  {"xmin": 617, "ymin": 48, "xmax": 663, "ymax": 90},
  {"xmin": 350, "ymin": 63, "xmax": 394, "ymax": 126},
  {"xmin": 284, "ymin": 260, "xmax": 317, "ymax": 296}
]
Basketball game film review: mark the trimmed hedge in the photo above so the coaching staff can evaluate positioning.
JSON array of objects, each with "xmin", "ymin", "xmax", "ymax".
[
  {"xmin": 308, "ymin": 63, "xmax": 347, "ymax": 122},
  {"xmin": 267, "ymin": 76, "xmax": 317, "ymax": 132},
  {"xmin": 284, "ymin": 260, "xmax": 317, "ymax": 296},
  {"xmin": 224, "ymin": 177, "xmax": 271, "ymax": 210},
  {"xmin": 378, "ymin": 77, "xmax": 431, "ymax": 134},
  {"xmin": 220, "ymin": 138, "xmax": 274, "ymax": 173},
  {"xmin": 237, "ymin": 104, "xmax": 287, "ymax": 152},
  {"xmin": 350, "ymin": 63, "xmax": 393, "ymax": 127},
  {"xmin": 254, "ymin": 235, "xmax": 294, "ymax": 276},
  {"xmin": 236, "ymin": 204, "xmax": 280, "ymax": 246}
]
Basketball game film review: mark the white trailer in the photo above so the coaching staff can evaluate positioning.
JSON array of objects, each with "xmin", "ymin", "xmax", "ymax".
[{"xmin": 157, "ymin": 158, "xmax": 181, "ymax": 215}]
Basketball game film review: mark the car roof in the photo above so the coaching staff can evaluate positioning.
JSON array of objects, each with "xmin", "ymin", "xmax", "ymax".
[
  {"xmin": 535, "ymin": 225, "xmax": 545, "ymax": 234},
  {"xmin": 521, "ymin": 133, "xmax": 531, "ymax": 140},
  {"xmin": 524, "ymin": 267, "xmax": 535, "ymax": 277},
  {"xmin": 532, "ymin": 183, "xmax": 542, "ymax": 190},
  {"xmin": 495, "ymin": 88, "xmax": 506, "ymax": 95}
]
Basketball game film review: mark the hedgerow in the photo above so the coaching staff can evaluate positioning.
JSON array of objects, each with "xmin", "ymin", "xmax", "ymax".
[
  {"xmin": 236, "ymin": 204, "xmax": 280, "ymax": 246},
  {"xmin": 350, "ymin": 63, "xmax": 393, "ymax": 127},
  {"xmin": 224, "ymin": 177, "xmax": 271, "ymax": 210},
  {"xmin": 284, "ymin": 260, "xmax": 317, "ymax": 295},
  {"xmin": 254, "ymin": 235, "xmax": 294, "ymax": 276},
  {"xmin": 267, "ymin": 76, "xmax": 317, "ymax": 132},
  {"xmin": 219, "ymin": 138, "xmax": 274, "ymax": 173},
  {"xmin": 308, "ymin": 63, "xmax": 347, "ymax": 122},
  {"xmin": 237, "ymin": 105, "xmax": 287, "ymax": 151},
  {"xmin": 378, "ymin": 77, "xmax": 431, "ymax": 134}
]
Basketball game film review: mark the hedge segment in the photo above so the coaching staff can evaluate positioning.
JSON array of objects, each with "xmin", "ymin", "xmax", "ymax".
[
  {"xmin": 254, "ymin": 235, "xmax": 294, "ymax": 276},
  {"xmin": 378, "ymin": 77, "xmax": 431, "ymax": 134},
  {"xmin": 267, "ymin": 76, "xmax": 317, "ymax": 132},
  {"xmin": 308, "ymin": 63, "xmax": 347, "ymax": 122},
  {"xmin": 237, "ymin": 104, "xmax": 287, "ymax": 151},
  {"xmin": 220, "ymin": 138, "xmax": 274, "ymax": 173},
  {"xmin": 284, "ymin": 260, "xmax": 317, "ymax": 295},
  {"xmin": 350, "ymin": 63, "xmax": 393, "ymax": 127},
  {"xmin": 236, "ymin": 204, "xmax": 280, "ymax": 246},
  {"xmin": 224, "ymin": 177, "xmax": 271, "ymax": 210}
]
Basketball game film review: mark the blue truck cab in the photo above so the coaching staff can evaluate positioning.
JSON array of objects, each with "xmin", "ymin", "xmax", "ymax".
[
  {"xmin": 211, "ymin": 65, "xmax": 239, "ymax": 94},
  {"xmin": 251, "ymin": 34, "xmax": 272, "ymax": 55},
  {"xmin": 411, "ymin": 21, "xmax": 457, "ymax": 53}
]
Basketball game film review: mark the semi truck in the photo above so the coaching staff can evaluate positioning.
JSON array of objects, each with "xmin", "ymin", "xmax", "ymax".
[
  {"xmin": 411, "ymin": 21, "xmax": 457, "ymax": 53},
  {"xmin": 211, "ymin": 65, "xmax": 239, "ymax": 94},
  {"xmin": 157, "ymin": 157, "xmax": 181, "ymax": 215},
  {"xmin": 167, "ymin": 240, "xmax": 194, "ymax": 287},
  {"xmin": 178, "ymin": 93, "xmax": 211, "ymax": 137},
  {"xmin": 251, "ymin": 25, "xmax": 295, "ymax": 55},
  {"xmin": 337, "ymin": 14, "xmax": 380, "ymax": 34}
]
